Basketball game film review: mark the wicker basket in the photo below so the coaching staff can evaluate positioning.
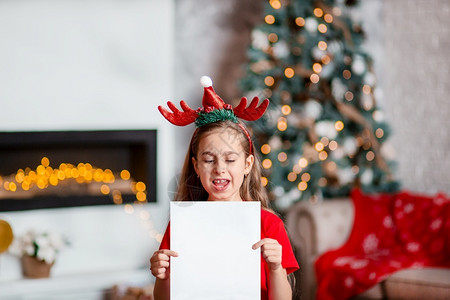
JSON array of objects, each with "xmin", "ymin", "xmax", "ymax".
[{"xmin": 21, "ymin": 255, "xmax": 54, "ymax": 278}]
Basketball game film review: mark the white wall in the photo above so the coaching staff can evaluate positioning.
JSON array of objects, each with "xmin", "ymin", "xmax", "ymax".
[
  {"xmin": 0, "ymin": 0, "xmax": 174, "ymax": 282},
  {"xmin": 384, "ymin": 0, "xmax": 450, "ymax": 194}
]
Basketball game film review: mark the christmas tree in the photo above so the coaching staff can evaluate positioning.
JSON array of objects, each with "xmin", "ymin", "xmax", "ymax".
[{"xmin": 240, "ymin": 0, "xmax": 399, "ymax": 209}]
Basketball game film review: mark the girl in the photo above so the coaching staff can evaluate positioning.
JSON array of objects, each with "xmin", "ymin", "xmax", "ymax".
[{"xmin": 150, "ymin": 77, "xmax": 299, "ymax": 300}]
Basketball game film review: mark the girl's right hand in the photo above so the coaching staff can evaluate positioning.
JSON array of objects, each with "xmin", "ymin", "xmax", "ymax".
[{"xmin": 150, "ymin": 249, "xmax": 179, "ymax": 280}]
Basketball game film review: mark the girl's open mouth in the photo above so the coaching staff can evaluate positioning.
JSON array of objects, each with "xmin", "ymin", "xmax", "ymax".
[{"xmin": 212, "ymin": 179, "xmax": 230, "ymax": 191}]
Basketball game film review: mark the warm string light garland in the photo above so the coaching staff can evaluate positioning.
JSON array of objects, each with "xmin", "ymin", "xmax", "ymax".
[
  {"xmin": 0, "ymin": 157, "xmax": 148, "ymax": 203},
  {"xmin": 0, "ymin": 157, "xmax": 162, "ymax": 242}
]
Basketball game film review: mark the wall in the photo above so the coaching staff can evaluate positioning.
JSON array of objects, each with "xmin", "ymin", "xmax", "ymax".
[
  {"xmin": 0, "ymin": 0, "xmax": 174, "ymax": 284},
  {"xmin": 173, "ymin": 0, "xmax": 263, "ymax": 165},
  {"xmin": 384, "ymin": 0, "xmax": 450, "ymax": 194}
]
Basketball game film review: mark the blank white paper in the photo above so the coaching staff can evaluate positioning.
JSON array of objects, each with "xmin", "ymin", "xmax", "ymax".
[{"xmin": 170, "ymin": 201, "xmax": 261, "ymax": 300}]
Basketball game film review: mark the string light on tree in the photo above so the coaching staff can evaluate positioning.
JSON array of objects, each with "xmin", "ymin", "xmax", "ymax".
[{"xmin": 240, "ymin": 0, "xmax": 398, "ymax": 208}]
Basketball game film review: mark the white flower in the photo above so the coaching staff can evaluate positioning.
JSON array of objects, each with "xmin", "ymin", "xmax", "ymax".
[
  {"xmin": 9, "ymin": 229, "xmax": 68, "ymax": 264},
  {"xmin": 24, "ymin": 245, "xmax": 35, "ymax": 256},
  {"xmin": 430, "ymin": 218, "xmax": 443, "ymax": 231},
  {"xmin": 37, "ymin": 247, "xmax": 56, "ymax": 264},
  {"xmin": 403, "ymin": 203, "xmax": 415, "ymax": 214},
  {"xmin": 406, "ymin": 242, "xmax": 420, "ymax": 253},
  {"xmin": 344, "ymin": 276, "xmax": 354, "ymax": 288},
  {"xmin": 350, "ymin": 259, "xmax": 369, "ymax": 269},
  {"xmin": 363, "ymin": 233, "xmax": 379, "ymax": 253},
  {"xmin": 383, "ymin": 215, "xmax": 394, "ymax": 228}
]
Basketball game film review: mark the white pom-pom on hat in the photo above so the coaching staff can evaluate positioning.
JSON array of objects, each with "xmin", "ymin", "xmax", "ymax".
[{"xmin": 200, "ymin": 76, "xmax": 213, "ymax": 87}]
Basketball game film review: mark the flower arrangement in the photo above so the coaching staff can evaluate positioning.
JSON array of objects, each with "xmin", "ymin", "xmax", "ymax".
[{"xmin": 9, "ymin": 229, "xmax": 69, "ymax": 264}]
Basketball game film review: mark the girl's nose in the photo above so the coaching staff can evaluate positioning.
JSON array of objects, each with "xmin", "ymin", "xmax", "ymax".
[{"xmin": 214, "ymin": 160, "xmax": 226, "ymax": 174}]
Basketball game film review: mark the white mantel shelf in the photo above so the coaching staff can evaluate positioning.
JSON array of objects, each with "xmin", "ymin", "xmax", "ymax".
[{"xmin": 0, "ymin": 268, "xmax": 152, "ymax": 300}]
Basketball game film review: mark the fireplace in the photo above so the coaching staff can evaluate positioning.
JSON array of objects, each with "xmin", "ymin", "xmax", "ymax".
[{"xmin": 0, "ymin": 130, "xmax": 157, "ymax": 211}]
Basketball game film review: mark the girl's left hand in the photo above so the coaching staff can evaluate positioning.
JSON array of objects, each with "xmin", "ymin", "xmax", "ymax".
[{"xmin": 252, "ymin": 238, "xmax": 282, "ymax": 271}]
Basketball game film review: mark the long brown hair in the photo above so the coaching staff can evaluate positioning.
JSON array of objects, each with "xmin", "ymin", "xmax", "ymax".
[{"xmin": 174, "ymin": 120, "xmax": 270, "ymax": 210}]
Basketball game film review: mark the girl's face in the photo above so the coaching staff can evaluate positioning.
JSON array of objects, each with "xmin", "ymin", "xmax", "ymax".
[{"xmin": 192, "ymin": 128, "xmax": 254, "ymax": 202}]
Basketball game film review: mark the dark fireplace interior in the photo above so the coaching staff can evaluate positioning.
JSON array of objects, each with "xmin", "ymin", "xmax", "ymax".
[{"xmin": 0, "ymin": 130, "xmax": 157, "ymax": 211}]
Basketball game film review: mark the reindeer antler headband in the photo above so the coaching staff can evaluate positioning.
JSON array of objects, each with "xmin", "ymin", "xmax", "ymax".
[
  {"xmin": 158, "ymin": 76, "xmax": 269, "ymax": 154},
  {"xmin": 158, "ymin": 76, "xmax": 269, "ymax": 127}
]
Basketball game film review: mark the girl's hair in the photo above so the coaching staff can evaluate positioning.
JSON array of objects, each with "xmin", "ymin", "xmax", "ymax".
[{"xmin": 174, "ymin": 120, "xmax": 270, "ymax": 209}]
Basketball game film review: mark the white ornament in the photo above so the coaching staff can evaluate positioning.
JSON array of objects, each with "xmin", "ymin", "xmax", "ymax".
[
  {"xmin": 338, "ymin": 168, "xmax": 355, "ymax": 185},
  {"xmin": 315, "ymin": 121, "xmax": 337, "ymax": 139},
  {"xmin": 361, "ymin": 93, "xmax": 373, "ymax": 111},
  {"xmin": 374, "ymin": 87, "xmax": 383, "ymax": 102},
  {"xmin": 273, "ymin": 41, "xmax": 290, "ymax": 59},
  {"xmin": 360, "ymin": 168, "xmax": 374, "ymax": 185},
  {"xmin": 380, "ymin": 141, "xmax": 396, "ymax": 160},
  {"xmin": 268, "ymin": 136, "xmax": 282, "ymax": 150},
  {"xmin": 320, "ymin": 62, "xmax": 335, "ymax": 78},
  {"xmin": 277, "ymin": 188, "xmax": 302, "ymax": 210},
  {"xmin": 331, "ymin": 78, "xmax": 346, "ymax": 101},
  {"xmin": 273, "ymin": 186, "xmax": 285, "ymax": 197},
  {"xmin": 351, "ymin": 55, "xmax": 366, "ymax": 75},
  {"xmin": 200, "ymin": 76, "xmax": 212, "ymax": 87},
  {"xmin": 343, "ymin": 137, "xmax": 357, "ymax": 155},
  {"xmin": 312, "ymin": 47, "xmax": 326, "ymax": 60},
  {"xmin": 364, "ymin": 72, "xmax": 377, "ymax": 86},
  {"xmin": 252, "ymin": 29, "xmax": 269, "ymax": 50},
  {"xmin": 304, "ymin": 99, "xmax": 322, "ymax": 119},
  {"xmin": 332, "ymin": 147, "xmax": 345, "ymax": 160},
  {"xmin": 372, "ymin": 110, "xmax": 385, "ymax": 122},
  {"xmin": 305, "ymin": 18, "xmax": 319, "ymax": 33},
  {"xmin": 327, "ymin": 40, "xmax": 343, "ymax": 55}
]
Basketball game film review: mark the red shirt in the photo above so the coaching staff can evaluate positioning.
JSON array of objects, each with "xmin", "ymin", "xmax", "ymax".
[{"xmin": 159, "ymin": 208, "xmax": 299, "ymax": 299}]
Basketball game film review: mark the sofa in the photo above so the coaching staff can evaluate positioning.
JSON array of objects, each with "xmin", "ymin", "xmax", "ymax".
[{"xmin": 286, "ymin": 197, "xmax": 450, "ymax": 300}]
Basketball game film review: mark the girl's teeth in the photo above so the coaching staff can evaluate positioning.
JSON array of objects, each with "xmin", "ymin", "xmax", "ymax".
[{"xmin": 214, "ymin": 179, "xmax": 227, "ymax": 184}]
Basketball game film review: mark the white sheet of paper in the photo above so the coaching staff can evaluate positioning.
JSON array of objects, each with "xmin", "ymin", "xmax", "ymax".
[{"xmin": 170, "ymin": 201, "xmax": 261, "ymax": 300}]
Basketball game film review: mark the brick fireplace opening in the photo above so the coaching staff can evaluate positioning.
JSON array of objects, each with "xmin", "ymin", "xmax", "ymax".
[{"xmin": 0, "ymin": 130, "xmax": 157, "ymax": 211}]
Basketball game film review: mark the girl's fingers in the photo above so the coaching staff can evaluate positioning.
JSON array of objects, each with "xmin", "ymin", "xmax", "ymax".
[
  {"xmin": 150, "ymin": 249, "xmax": 179, "ymax": 263},
  {"xmin": 149, "ymin": 249, "xmax": 179, "ymax": 279},
  {"xmin": 253, "ymin": 239, "xmax": 283, "ymax": 270},
  {"xmin": 252, "ymin": 238, "xmax": 281, "ymax": 250}
]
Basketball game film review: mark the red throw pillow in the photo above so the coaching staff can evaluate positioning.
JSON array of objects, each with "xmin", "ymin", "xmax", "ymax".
[
  {"xmin": 346, "ymin": 189, "xmax": 397, "ymax": 255},
  {"xmin": 393, "ymin": 191, "xmax": 450, "ymax": 266}
]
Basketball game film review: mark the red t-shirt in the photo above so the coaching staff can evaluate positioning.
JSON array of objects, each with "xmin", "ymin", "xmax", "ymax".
[{"xmin": 159, "ymin": 208, "xmax": 299, "ymax": 299}]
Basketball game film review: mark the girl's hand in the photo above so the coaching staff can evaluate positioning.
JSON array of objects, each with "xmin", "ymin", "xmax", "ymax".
[
  {"xmin": 252, "ymin": 238, "xmax": 283, "ymax": 271},
  {"xmin": 150, "ymin": 249, "xmax": 179, "ymax": 280}
]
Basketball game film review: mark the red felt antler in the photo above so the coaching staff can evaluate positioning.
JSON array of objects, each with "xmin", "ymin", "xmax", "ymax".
[
  {"xmin": 158, "ymin": 100, "xmax": 198, "ymax": 126},
  {"xmin": 233, "ymin": 97, "xmax": 269, "ymax": 121}
]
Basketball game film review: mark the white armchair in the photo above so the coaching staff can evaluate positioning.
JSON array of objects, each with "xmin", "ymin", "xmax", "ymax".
[{"xmin": 285, "ymin": 198, "xmax": 450, "ymax": 300}]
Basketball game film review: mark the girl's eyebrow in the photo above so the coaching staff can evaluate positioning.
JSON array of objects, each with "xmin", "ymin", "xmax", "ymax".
[{"xmin": 200, "ymin": 150, "xmax": 239, "ymax": 156}]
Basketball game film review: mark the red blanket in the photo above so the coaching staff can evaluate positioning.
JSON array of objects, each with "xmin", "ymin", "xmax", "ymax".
[{"xmin": 314, "ymin": 189, "xmax": 450, "ymax": 300}]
